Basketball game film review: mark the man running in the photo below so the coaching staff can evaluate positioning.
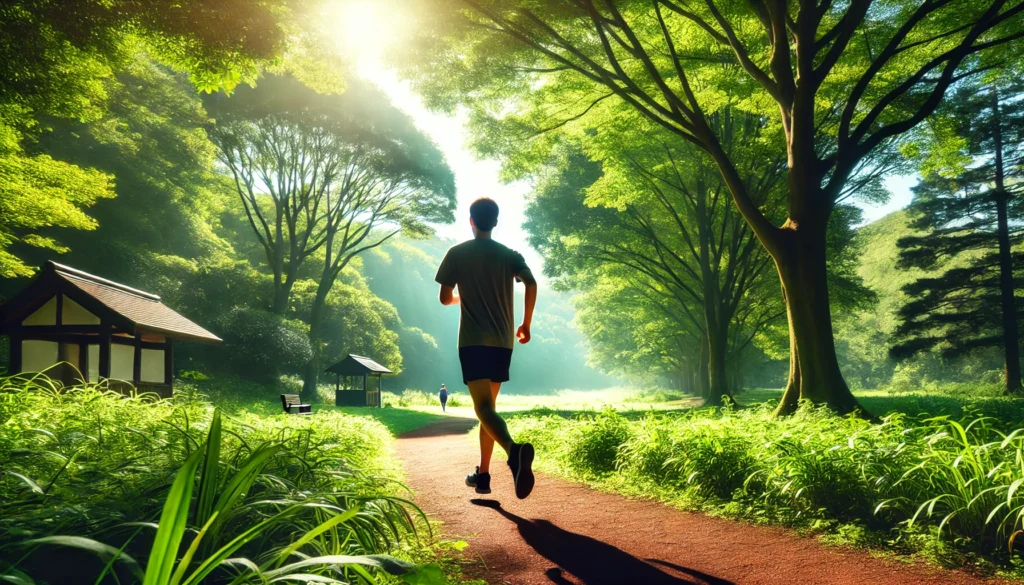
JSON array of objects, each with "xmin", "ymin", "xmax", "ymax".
[{"xmin": 435, "ymin": 197, "xmax": 538, "ymax": 499}]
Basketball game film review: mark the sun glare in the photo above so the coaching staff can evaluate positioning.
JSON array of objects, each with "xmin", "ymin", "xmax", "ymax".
[{"xmin": 332, "ymin": 0, "xmax": 407, "ymax": 70}]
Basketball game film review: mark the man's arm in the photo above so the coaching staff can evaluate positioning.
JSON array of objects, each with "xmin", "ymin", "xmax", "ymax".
[
  {"xmin": 516, "ymin": 269, "xmax": 538, "ymax": 344},
  {"xmin": 435, "ymin": 249, "xmax": 458, "ymax": 305},
  {"xmin": 439, "ymin": 284, "xmax": 460, "ymax": 306}
]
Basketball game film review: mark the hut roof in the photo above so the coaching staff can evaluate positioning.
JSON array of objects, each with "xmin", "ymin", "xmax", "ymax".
[
  {"xmin": 325, "ymin": 354, "xmax": 393, "ymax": 376},
  {"xmin": 0, "ymin": 261, "xmax": 221, "ymax": 343}
]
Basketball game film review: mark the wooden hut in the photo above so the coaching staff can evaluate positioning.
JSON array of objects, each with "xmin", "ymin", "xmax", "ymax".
[
  {"xmin": 0, "ymin": 261, "xmax": 221, "ymax": 396},
  {"xmin": 326, "ymin": 354, "xmax": 392, "ymax": 407}
]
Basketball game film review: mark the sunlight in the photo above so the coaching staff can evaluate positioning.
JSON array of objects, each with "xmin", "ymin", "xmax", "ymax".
[{"xmin": 329, "ymin": 0, "xmax": 409, "ymax": 70}]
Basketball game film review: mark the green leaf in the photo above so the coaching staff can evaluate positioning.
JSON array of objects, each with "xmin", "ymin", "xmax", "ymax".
[
  {"xmin": 195, "ymin": 410, "xmax": 223, "ymax": 528},
  {"xmin": 0, "ymin": 568, "xmax": 35, "ymax": 585},
  {"xmin": 143, "ymin": 447, "xmax": 205, "ymax": 585},
  {"xmin": 4, "ymin": 471, "xmax": 43, "ymax": 494},
  {"xmin": 264, "ymin": 554, "xmax": 417, "ymax": 580},
  {"xmin": 275, "ymin": 506, "xmax": 361, "ymax": 566},
  {"xmin": 400, "ymin": 563, "xmax": 448, "ymax": 585}
]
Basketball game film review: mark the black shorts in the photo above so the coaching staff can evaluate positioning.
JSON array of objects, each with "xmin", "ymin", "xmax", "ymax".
[{"xmin": 459, "ymin": 345, "xmax": 513, "ymax": 385}]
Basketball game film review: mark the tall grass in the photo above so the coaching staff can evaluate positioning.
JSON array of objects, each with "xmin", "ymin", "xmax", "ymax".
[
  {"xmin": 506, "ymin": 402, "xmax": 1024, "ymax": 569},
  {"xmin": 0, "ymin": 374, "xmax": 444, "ymax": 584}
]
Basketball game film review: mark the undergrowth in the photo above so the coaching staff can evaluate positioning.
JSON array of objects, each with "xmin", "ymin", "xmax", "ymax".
[
  {"xmin": 506, "ymin": 403, "xmax": 1024, "ymax": 576},
  {"xmin": 0, "ymin": 374, "xmax": 452, "ymax": 584}
]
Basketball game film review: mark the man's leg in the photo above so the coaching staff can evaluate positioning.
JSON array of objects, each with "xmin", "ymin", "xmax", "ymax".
[
  {"xmin": 467, "ymin": 378, "xmax": 513, "ymax": 458},
  {"xmin": 477, "ymin": 382, "xmax": 501, "ymax": 473},
  {"xmin": 467, "ymin": 378, "xmax": 534, "ymax": 499}
]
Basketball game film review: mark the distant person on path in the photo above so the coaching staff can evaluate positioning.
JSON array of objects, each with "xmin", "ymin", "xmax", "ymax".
[
  {"xmin": 435, "ymin": 197, "xmax": 538, "ymax": 499},
  {"xmin": 439, "ymin": 384, "xmax": 448, "ymax": 412}
]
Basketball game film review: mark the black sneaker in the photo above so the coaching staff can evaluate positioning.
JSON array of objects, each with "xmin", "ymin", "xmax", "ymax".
[
  {"xmin": 466, "ymin": 467, "xmax": 491, "ymax": 494},
  {"xmin": 508, "ymin": 442, "xmax": 535, "ymax": 499}
]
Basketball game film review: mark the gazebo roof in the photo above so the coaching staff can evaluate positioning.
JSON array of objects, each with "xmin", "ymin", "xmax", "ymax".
[
  {"xmin": 0, "ymin": 261, "xmax": 221, "ymax": 343},
  {"xmin": 325, "ymin": 354, "xmax": 393, "ymax": 376}
]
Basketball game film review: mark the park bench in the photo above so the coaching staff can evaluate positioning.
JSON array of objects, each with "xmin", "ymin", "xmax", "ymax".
[{"xmin": 280, "ymin": 394, "xmax": 312, "ymax": 415}]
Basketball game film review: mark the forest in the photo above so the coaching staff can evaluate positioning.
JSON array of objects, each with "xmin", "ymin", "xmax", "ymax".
[{"xmin": 4, "ymin": 1, "xmax": 1024, "ymax": 584}]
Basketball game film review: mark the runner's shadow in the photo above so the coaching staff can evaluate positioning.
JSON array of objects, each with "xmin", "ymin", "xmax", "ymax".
[{"xmin": 470, "ymin": 499, "xmax": 734, "ymax": 585}]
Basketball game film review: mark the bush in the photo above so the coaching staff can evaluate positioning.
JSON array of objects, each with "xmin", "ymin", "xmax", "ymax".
[
  {"xmin": 506, "ymin": 401, "xmax": 1024, "ymax": 567},
  {"xmin": 206, "ymin": 307, "xmax": 313, "ymax": 384},
  {"xmin": 0, "ymin": 375, "xmax": 441, "ymax": 584},
  {"xmin": 562, "ymin": 409, "xmax": 632, "ymax": 475}
]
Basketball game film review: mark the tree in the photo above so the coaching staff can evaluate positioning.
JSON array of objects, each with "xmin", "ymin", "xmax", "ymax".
[
  {"xmin": 403, "ymin": 0, "xmax": 1024, "ymax": 413},
  {"xmin": 31, "ymin": 54, "xmax": 234, "ymax": 281},
  {"xmin": 525, "ymin": 125, "xmax": 786, "ymax": 405},
  {"xmin": 0, "ymin": 121, "xmax": 113, "ymax": 278},
  {"xmin": 574, "ymin": 273, "xmax": 699, "ymax": 387},
  {"xmin": 206, "ymin": 75, "xmax": 456, "ymax": 400},
  {"xmin": 0, "ymin": 0, "xmax": 299, "ymax": 278},
  {"xmin": 893, "ymin": 80, "xmax": 1024, "ymax": 394}
]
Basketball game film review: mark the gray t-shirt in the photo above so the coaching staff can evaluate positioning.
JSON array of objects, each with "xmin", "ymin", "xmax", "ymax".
[{"xmin": 435, "ymin": 238, "xmax": 529, "ymax": 349}]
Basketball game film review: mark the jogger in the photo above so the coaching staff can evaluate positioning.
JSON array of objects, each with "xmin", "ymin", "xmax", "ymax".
[{"xmin": 435, "ymin": 197, "xmax": 538, "ymax": 499}]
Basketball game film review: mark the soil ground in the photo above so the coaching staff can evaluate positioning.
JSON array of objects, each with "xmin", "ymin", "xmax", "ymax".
[{"xmin": 397, "ymin": 417, "xmax": 1009, "ymax": 585}]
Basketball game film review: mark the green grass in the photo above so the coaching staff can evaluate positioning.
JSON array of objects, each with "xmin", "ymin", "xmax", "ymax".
[
  {"xmin": 386, "ymin": 386, "xmax": 692, "ymax": 416},
  {"xmin": 738, "ymin": 386, "xmax": 1024, "ymax": 421},
  {"xmin": 505, "ymin": 399, "xmax": 1024, "ymax": 577},
  {"xmin": 0, "ymin": 374, "xmax": 455, "ymax": 585},
  {"xmin": 329, "ymin": 406, "xmax": 450, "ymax": 436}
]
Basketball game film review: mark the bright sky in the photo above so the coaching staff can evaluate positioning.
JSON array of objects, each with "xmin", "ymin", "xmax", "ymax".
[
  {"xmin": 331, "ymin": 0, "xmax": 917, "ymax": 274},
  {"xmin": 331, "ymin": 0, "xmax": 545, "ymax": 278}
]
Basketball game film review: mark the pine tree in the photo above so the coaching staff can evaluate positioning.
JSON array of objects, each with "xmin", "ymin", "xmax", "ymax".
[{"xmin": 893, "ymin": 81, "xmax": 1024, "ymax": 394}]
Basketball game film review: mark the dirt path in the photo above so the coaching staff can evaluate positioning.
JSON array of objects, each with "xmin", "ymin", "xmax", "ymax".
[{"xmin": 397, "ymin": 418, "xmax": 1007, "ymax": 585}]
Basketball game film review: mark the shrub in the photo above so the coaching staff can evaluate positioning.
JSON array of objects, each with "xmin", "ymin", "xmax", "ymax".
[
  {"xmin": 562, "ymin": 409, "xmax": 632, "ymax": 475},
  {"xmin": 0, "ymin": 375, "xmax": 442, "ymax": 584},
  {"xmin": 205, "ymin": 307, "xmax": 313, "ymax": 384},
  {"xmin": 506, "ymin": 399, "xmax": 1024, "ymax": 566}
]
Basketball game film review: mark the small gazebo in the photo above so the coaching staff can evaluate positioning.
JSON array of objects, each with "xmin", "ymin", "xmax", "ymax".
[
  {"xmin": 0, "ymin": 261, "xmax": 221, "ymax": 396},
  {"xmin": 326, "ymin": 354, "xmax": 392, "ymax": 408}
]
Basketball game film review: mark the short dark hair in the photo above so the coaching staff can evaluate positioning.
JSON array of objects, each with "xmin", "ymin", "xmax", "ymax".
[{"xmin": 470, "ymin": 198, "xmax": 499, "ymax": 231}]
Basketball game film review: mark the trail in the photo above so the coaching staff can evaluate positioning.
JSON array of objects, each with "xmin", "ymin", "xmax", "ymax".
[{"xmin": 396, "ymin": 417, "xmax": 1009, "ymax": 585}]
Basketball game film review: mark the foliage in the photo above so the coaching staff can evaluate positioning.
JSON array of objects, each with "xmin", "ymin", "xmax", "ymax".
[
  {"xmin": 507, "ymin": 398, "xmax": 1024, "ymax": 569},
  {"xmin": 204, "ymin": 74, "xmax": 455, "ymax": 312},
  {"xmin": 32, "ymin": 53, "xmax": 236, "ymax": 278},
  {"xmin": 892, "ymin": 80, "xmax": 1024, "ymax": 392},
  {"xmin": 0, "ymin": 107, "xmax": 114, "ymax": 277},
  {"xmin": 0, "ymin": 374, "xmax": 446, "ymax": 584},
  {"xmin": 292, "ymin": 267, "xmax": 404, "ymax": 377},
  {"xmin": 397, "ymin": 0, "xmax": 1024, "ymax": 411},
  {"xmin": 206, "ymin": 307, "xmax": 313, "ymax": 384},
  {"xmin": 523, "ymin": 138, "xmax": 785, "ymax": 399},
  {"xmin": 0, "ymin": 0, "xmax": 300, "ymax": 278},
  {"xmin": 204, "ymin": 73, "xmax": 456, "ymax": 398}
]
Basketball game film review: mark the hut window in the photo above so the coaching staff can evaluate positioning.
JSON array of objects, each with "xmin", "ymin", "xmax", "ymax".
[
  {"xmin": 110, "ymin": 343, "xmax": 134, "ymax": 381},
  {"xmin": 22, "ymin": 340, "xmax": 58, "ymax": 373},
  {"xmin": 22, "ymin": 297, "xmax": 57, "ymax": 326},
  {"xmin": 140, "ymin": 349, "xmax": 164, "ymax": 383},
  {"xmin": 63, "ymin": 297, "xmax": 100, "ymax": 325},
  {"xmin": 87, "ymin": 345, "xmax": 100, "ymax": 382}
]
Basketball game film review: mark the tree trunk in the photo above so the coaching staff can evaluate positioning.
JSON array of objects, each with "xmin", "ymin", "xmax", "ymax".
[
  {"xmin": 994, "ymin": 194, "xmax": 1020, "ymax": 394},
  {"xmin": 776, "ymin": 286, "xmax": 801, "ymax": 415},
  {"xmin": 680, "ymin": 361, "xmax": 694, "ymax": 395},
  {"xmin": 300, "ymin": 285, "xmax": 331, "ymax": 402},
  {"xmin": 991, "ymin": 88, "xmax": 1022, "ymax": 394},
  {"xmin": 272, "ymin": 281, "xmax": 292, "ymax": 315},
  {"xmin": 697, "ymin": 332, "xmax": 710, "ymax": 400},
  {"xmin": 773, "ymin": 228, "xmax": 862, "ymax": 415},
  {"xmin": 704, "ymin": 320, "xmax": 729, "ymax": 407}
]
